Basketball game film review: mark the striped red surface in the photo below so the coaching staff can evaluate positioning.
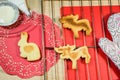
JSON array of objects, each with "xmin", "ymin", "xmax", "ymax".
[{"xmin": 61, "ymin": 6, "xmax": 120, "ymax": 80}]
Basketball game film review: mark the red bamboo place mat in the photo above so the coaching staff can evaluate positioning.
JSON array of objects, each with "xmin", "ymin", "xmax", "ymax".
[{"xmin": 61, "ymin": 6, "xmax": 120, "ymax": 80}]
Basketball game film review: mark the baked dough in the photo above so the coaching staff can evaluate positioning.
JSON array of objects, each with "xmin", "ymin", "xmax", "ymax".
[
  {"xmin": 60, "ymin": 14, "xmax": 92, "ymax": 38},
  {"xmin": 54, "ymin": 45, "xmax": 91, "ymax": 69},
  {"xmin": 18, "ymin": 32, "xmax": 41, "ymax": 61}
]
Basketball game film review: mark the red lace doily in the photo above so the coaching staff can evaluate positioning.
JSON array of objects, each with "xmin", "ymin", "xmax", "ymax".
[{"xmin": 0, "ymin": 12, "xmax": 63, "ymax": 78}]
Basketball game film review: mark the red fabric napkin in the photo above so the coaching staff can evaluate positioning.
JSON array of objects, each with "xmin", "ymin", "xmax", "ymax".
[{"xmin": 0, "ymin": 12, "xmax": 63, "ymax": 78}]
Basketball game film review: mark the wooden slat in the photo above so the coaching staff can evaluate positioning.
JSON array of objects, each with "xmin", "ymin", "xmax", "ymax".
[{"xmin": 0, "ymin": 0, "xmax": 120, "ymax": 80}]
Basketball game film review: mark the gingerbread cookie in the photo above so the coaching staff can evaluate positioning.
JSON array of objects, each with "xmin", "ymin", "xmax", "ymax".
[
  {"xmin": 59, "ymin": 14, "xmax": 92, "ymax": 38},
  {"xmin": 18, "ymin": 32, "xmax": 41, "ymax": 61},
  {"xmin": 54, "ymin": 45, "xmax": 91, "ymax": 69}
]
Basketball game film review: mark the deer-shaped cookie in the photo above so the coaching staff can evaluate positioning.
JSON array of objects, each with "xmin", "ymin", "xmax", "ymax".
[
  {"xmin": 99, "ymin": 13, "xmax": 120, "ymax": 70},
  {"xmin": 54, "ymin": 45, "xmax": 91, "ymax": 69},
  {"xmin": 18, "ymin": 32, "xmax": 41, "ymax": 61},
  {"xmin": 59, "ymin": 14, "xmax": 92, "ymax": 38}
]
